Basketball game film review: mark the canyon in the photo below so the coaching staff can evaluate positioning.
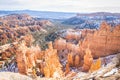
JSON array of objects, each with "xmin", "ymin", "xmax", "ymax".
[{"xmin": 0, "ymin": 14, "xmax": 120, "ymax": 80}]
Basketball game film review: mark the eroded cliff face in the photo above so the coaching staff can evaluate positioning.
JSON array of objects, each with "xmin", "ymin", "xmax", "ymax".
[
  {"xmin": 0, "ymin": 14, "xmax": 53, "ymax": 45},
  {"xmin": 54, "ymin": 22, "xmax": 120, "ymax": 59},
  {"xmin": 80, "ymin": 22, "xmax": 120, "ymax": 58}
]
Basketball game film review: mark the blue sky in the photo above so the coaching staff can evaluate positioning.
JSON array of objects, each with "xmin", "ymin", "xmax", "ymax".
[{"xmin": 0, "ymin": 0, "xmax": 120, "ymax": 13}]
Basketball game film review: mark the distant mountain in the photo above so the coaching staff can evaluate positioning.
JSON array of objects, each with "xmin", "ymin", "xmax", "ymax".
[
  {"xmin": 1, "ymin": 10, "xmax": 120, "ymax": 29},
  {"xmin": 0, "ymin": 10, "xmax": 76, "ymax": 19},
  {"xmin": 62, "ymin": 12, "xmax": 120, "ymax": 29},
  {"xmin": 76, "ymin": 12, "xmax": 120, "ymax": 17}
]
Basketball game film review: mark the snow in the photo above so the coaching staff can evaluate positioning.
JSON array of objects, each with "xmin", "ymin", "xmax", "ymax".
[{"xmin": 103, "ymin": 68, "xmax": 118, "ymax": 77}]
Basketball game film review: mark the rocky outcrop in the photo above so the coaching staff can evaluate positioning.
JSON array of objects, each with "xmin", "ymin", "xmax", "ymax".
[
  {"xmin": 0, "ymin": 14, "xmax": 53, "ymax": 45},
  {"xmin": 73, "ymin": 53, "xmax": 120, "ymax": 80},
  {"xmin": 79, "ymin": 22, "xmax": 120, "ymax": 58},
  {"xmin": 54, "ymin": 22, "xmax": 120, "ymax": 59},
  {"xmin": 15, "ymin": 41, "xmax": 63, "ymax": 78},
  {"xmin": 43, "ymin": 42, "xmax": 63, "ymax": 78},
  {"xmin": 16, "ymin": 41, "xmax": 41, "ymax": 75},
  {"xmin": 82, "ymin": 48, "xmax": 93, "ymax": 72}
]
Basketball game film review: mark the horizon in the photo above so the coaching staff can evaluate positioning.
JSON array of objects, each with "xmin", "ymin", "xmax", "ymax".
[
  {"xmin": 0, "ymin": 9, "xmax": 120, "ymax": 14},
  {"xmin": 0, "ymin": 0, "xmax": 120, "ymax": 13}
]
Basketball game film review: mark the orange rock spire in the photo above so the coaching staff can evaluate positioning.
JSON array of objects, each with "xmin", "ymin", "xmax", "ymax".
[{"xmin": 82, "ymin": 48, "xmax": 93, "ymax": 72}]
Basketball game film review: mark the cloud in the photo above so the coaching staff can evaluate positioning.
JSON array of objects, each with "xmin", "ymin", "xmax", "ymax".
[
  {"xmin": 0, "ymin": 0, "xmax": 22, "ymax": 6},
  {"xmin": 0, "ymin": 0, "xmax": 120, "ymax": 12}
]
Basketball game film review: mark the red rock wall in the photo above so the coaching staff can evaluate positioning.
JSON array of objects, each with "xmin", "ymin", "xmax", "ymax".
[
  {"xmin": 79, "ymin": 22, "xmax": 120, "ymax": 58},
  {"xmin": 54, "ymin": 22, "xmax": 120, "ymax": 59}
]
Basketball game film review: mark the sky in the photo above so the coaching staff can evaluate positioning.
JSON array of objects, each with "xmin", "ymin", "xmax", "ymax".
[{"xmin": 0, "ymin": 0, "xmax": 120, "ymax": 13}]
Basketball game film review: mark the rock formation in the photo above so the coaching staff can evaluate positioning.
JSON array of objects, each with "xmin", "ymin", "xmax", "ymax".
[
  {"xmin": 16, "ymin": 41, "xmax": 28, "ymax": 75},
  {"xmin": 0, "ymin": 21, "xmax": 120, "ymax": 79},
  {"xmin": 0, "ymin": 14, "xmax": 53, "ymax": 45},
  {"xmin": 43, "ymin": 42, "xmax": 63, "ymax": 78},
  {"xmin": 54, "ymin": 22, "xmax": 120, "ymax": 59},
  {"xmin": 82, "ymin": 48, "xmax": 93, "ymax": 72},
  {"xmin": 79, "ymin": 22, "xmax": 120, "ymax": 58},
  {"xmin": 16, "ymin": 41, "xmax": 41, "ymax": 75},
  {"xmin": 89, "ymin": 58, "xmax": 101, "ymax": 72},
  {"xmin": 65, "ymin": 63, "xmax": 70, "ymax": 75},
  {"xmin": 67, "ymin": 53, "xmax": 74, "ymax": 66},
  {"xmin": 74, "ymin": 55, "xmax": 80, "ymax": 67}
]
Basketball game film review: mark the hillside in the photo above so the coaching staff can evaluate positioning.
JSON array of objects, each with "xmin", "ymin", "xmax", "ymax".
[
  {"xmin": 0, "ymin": 13, "xmax": 54, "ymax": 46},
  {"xmin": 62, "ymin": 12, "xmax": 120, "ymax": 29}
]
